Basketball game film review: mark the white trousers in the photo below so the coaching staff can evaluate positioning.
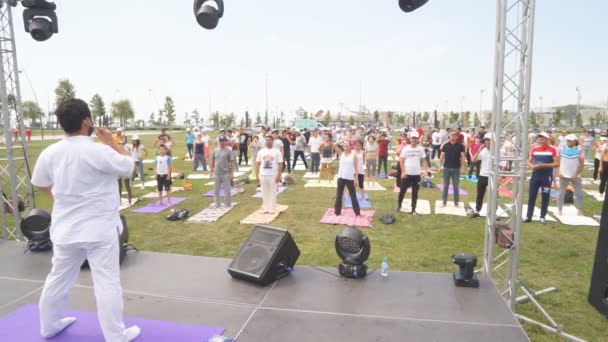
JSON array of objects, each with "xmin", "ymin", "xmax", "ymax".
[
  {"xmin": 39, "ymin": 237, "xmax": 129, "ymax": 342},
  {"xmin": 260, "ymin": 174, "xmax": 278, "ymax": 212}
]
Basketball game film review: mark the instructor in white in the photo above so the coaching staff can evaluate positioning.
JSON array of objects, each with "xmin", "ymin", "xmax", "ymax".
[
  {"xmin": 31, "ymin": 99, "xmax": 140, "ymax": 341},
  {"xmin": 256, "ymin": 134, "xmax": 284, "ymax": 213}
]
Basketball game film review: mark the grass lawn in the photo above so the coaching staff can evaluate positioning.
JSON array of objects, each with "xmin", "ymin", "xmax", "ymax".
[{"xmin": 20, "ymin": 131, "xmax": 608, "ymax": 341}]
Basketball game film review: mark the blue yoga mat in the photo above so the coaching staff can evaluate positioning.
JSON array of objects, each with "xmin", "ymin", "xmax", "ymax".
[
  {"xmin": 462, "ymin": 175, "xmax": 479, "ymax": 183},
  {"xmin": 0, "ymin": 304, "xmax": 224, "ymax": 342},
  {"xmin": 345, "ymin": 194, "xmax": 371, "ymax": 209}
]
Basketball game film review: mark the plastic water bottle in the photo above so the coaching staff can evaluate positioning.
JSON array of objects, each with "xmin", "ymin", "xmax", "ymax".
[{"xmin": 380, "ymin": 257, "xmax": 389, "ymax": 277}]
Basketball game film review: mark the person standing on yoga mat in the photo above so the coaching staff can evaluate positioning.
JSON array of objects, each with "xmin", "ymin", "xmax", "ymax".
[
  {"xmin": 438, "ymin": 131, "xmax": 466, "ymax": 207},
  {"xmin": 525, "ymin": 132, "xmax": 559, "ymax": 224},
  {"xmin": 397, "ymin": 131, "xmax": 427, "ymax": 215},
  {"xmin": 319, "ymin": 134, "xmax": 338, "ymax": 182},
  {"xmin": 377, "ymin": 132, "xmax": 389, "ymax": 176},
  {"xmin": 354, "ymin": 139, "xmax": 366, "ymax": 201},
  {"xmin": 31, "ymin": 98, "xmax": 140, "ymax": 341},
  {"xmin": 292, "ymin": 130, "xmax": 309, "ymax": 171},
  {"xmin": 471, "ymin": 134, "xmax": 492, "ymax": 218},
  {"xmin": 556, "ymin": 134, "xmax": 584, "ymax": 216},
  {"xmin": 210, "ymin": 136, "xmax": 235, "ymax": 208},
  {"xmin": 154, "ymin": 145, "xmax": 173, "ymax": 205},
  {"xmin": 185, "ymin": 127, "xmax": 195, "ymax": 160},
  {"xmin": 193, "ymin": 133, "xmax": 207, "ymax": 172},
  {"xmin": 334, "ymin": 142, "xmax": 361, "ymax": 216},
  {"xmin": 256, "ymin": 135, "xmax": 283, "ymax": 213}
]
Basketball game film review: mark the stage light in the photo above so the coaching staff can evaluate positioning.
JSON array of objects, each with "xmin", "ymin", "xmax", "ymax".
[
  {"xmin": 399, "ymin": 0, "xmax": 430, "ymax": 13},
  {"xmin": 193, "ymin": 0, "xmax": 224, "ymax": 30},
  {"xmin": 20, "ymin": 208, "xmax": 53, "ymax": 251},
  {"xmin": 335, "ymin": 227, "xmax": 371, "ymax": 278},
  {"xmin": 22, "ymin": 0, "xmax": 59, "ymax": 42},
  {"xmin": 452, "ymin": 253, "xmax": 479, "ymax": 288}
]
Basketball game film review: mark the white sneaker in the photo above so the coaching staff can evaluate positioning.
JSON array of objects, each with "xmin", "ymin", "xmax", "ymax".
[{"xmin": 124, "ymin": 325, "xmax": 141, "ymax": 341}]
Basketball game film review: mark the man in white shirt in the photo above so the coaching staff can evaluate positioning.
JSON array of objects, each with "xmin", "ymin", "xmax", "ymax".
[
  {"xmin": 308, "ymin": 129, "xmax": 323, "ymax": 174},
  {"xmin": 556, "ymin": 134, "xmax": 584, "ymax": 216},
  {"xmin": 397, "ymin": 131, "xmax": 428, "ymax": 215},
  {"xmin": 31, "ymin": 99, "xmax": 140, "ymax": 341},
  {"xmin": 256, "ymin": 135, "xmax": 284, "ymax": 213},
  {"xmin": 471, "ymin": 134, "xmax": 492, "ymax": 218}
]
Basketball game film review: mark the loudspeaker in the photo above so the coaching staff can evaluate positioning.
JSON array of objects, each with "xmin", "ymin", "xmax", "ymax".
[
  {"xmin": 228, "ymin": 225, "xmax": 300, "ymax": 286},
  {"xmin": 82, "ymin": 215, "xmax": 129, "ymax": 269},
  {"xmin": 589, "ymin": 193, "xmax": 608, "ymax": 317}
]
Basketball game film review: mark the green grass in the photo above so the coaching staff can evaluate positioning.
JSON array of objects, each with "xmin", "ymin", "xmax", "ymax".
[{"xmin": 21, "ymin": 132, "xmax": 608, "ymax": 342}]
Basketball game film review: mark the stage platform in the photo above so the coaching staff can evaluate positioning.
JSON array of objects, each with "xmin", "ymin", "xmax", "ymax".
[{"xmin": 0, "ymin": 240, "xmax": 529, "ymax": 341}]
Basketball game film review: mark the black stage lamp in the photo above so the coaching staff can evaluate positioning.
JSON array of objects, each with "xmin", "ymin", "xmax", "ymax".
[
  {"xmin": 20, "ymin": 208, "xmax": 53, "ymax": 252},
  {"xmin": 335, "ymin": 227, "xmax": 371, "ymax": 279},
  {"xmin": 399, "ymin": 0, "xmax": 430, "ymax": 13},
  {"xmin": 452, "ymin": 253, "xmax": 479, "ymax": 288},
  {"xmin": 22, "ymin": 0, "xmax": 58, "ymax": 42},
  {"xmin": 193, "ymin": 0, "xmax": 224, "ymax": 30}
]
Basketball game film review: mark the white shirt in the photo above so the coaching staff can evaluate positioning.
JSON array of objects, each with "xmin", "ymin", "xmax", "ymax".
[
  {"xmin": 257, "ymin": 147, "xmax": 283, "ymax": 176},
  {"xmin": 432, "ymin": 132, "xmax": 441, "ymax": 145},
  {"xmin": 272, "ymin": 139, "xmax": 283, "ymax": 152},
  {"xmin": 309, "ymin": 136, "xmax": 323, "ymax": 153},
  {"xmin": 201, "ymin": 135, "xmax": 210, "ymax": 146},
  {"xmin": 31, "ymin": 136, "xmax": 134, "ymax": 244},
  {"xmin": 154, "ymin": 155, "xmax": 172, "ymax": 175},
  {"xmin": 595, "ymin": 143, "xmax": 607, "ymax": 160},
  {"xmin": 131, "ymin": 144, "xmax": 145, "ymax": 161},
  {"xmin": 478, "ymin": 147, "xmax": 491, "ymax": 177},
  {"xmin": 558, "ymin": 135, "xmax": 568, "ymax": 149},
  {"xmin": 400, "ymin": 145, "xmax": 426, "ymax": 176},
  {"xmin": 356, "ymin": 150, "xmax": 365, "ymax": 175},
  {"xmin": 337, "ymin": 152, "xmax": 356, "ymax": 180}
]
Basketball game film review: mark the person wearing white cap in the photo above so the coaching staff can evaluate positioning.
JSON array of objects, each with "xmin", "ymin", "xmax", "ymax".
[
  {"xmin": 397, "ymin": 131, "xmax": 427, "ymax": 215},
  {"xmin": 525, "ymin": 132, "xmax": 559, "ymax": 224},
  {"xmin": 471, "ymin": 134, "xmax": 492, "ymax": 218},
  {"xmin": 556, "ymin": 134, "xmax": 584, "ymax": 216},
  {"xmin": 592, "ymin": 136, "xmax": 608, "ymax": 182}
]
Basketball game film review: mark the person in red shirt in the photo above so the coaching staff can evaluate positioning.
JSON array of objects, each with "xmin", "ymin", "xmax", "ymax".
[
  {"xmin": 467, "ymin": 136, "xmax": 483, "ymax": 178},
  {"xmin": 12, "ymin": 128, "xmax": 18, "ymax": 142},
  {"xmin": 377, "ymin": 132, "xmax": 390, "ymax": 176},
  {"xmin": 416, "ymin": 127, "xmax": 424, "ymax": 140},
  {"xmin": 25, "ymin": 127, "xmax": 32, "ymax": 141},
  {"xmin": 456, "ymin": 127, "xmax": 465, "ymax": 145}
]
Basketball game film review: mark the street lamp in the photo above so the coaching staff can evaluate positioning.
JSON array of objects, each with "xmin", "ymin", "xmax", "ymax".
[
  {"xmin": 576, "ymin": 86, "xmax": 581, "ymax": 125},
  {"xmin": 479, "ymin": 89, "xmax": 485, "ymax": 126}
]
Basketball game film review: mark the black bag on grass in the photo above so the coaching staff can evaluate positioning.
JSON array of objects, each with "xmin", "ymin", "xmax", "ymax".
[{"xmin": 166, "ymin": 208, "xmax": 189, "ymax": 221}]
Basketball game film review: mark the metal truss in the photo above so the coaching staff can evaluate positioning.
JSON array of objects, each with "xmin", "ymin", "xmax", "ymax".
[
  {"xmin": 484, "ymin": 1, "xmax": 584, "ymax": 340},
  {"xmin": 0, "ymin": 5, "xmax": 34, "ymax": 240}
]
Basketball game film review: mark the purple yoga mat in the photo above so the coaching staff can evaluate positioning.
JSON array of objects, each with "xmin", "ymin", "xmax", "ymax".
[
  {"xmin": 131, "ymin": 197, "xmax": 186, "ymax": 213},
  {"xmin": 0, "ymin": 304, "xmax": 224, "ymax": 342},
  {"xmin": 436, "ymin": 184, "xmax": 468, "ymax": 195}
]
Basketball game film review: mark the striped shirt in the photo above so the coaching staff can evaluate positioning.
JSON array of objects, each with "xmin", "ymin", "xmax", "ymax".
[
  {"xmin": 530, "ymin": 145, "xmax": 557, "ymax": 177},
  {"xmin": 559, "ymin": 146, "xmax": 581, "ymax": 178}
]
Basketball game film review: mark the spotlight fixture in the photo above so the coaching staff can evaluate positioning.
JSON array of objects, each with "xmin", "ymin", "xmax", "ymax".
[
  {"xmin": 335, "ymin": 227, "xmax": 371, "ymax": 279},
  {"xmin": 193, "ymin": 0, "xmax": 224, "ymax": 30},
  {"xmin": 22, "ymin": 0, "xmax": 58, "ymax": 42},
  {"xmin": 399, "ymin": 0, "xmax": 430, "ymax": 13},
  {"xmin": 20, "ymin": 208, "xmax": 53, "ymax": 252},
  {"xmin": 452, "ymin": 253, "xmax": 479, "ymax": 288}
]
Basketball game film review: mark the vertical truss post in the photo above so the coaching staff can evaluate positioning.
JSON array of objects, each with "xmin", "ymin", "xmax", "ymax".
[{"xmin": 0, "ymin": 5, "xmax": 34, "ymax": 240}]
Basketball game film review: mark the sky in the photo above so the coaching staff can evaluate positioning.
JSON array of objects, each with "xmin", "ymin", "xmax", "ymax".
[{"xmin": 12, "ymin": 0, "xmax": 608, "ymax": 124}]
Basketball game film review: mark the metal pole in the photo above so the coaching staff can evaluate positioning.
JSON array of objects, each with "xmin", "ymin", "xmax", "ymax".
[
  {"xmin": 19, "ymin": 70, "xmax": 43, "ymax": 140},
  {"xmin": 480, "ymin": 89, "xmax": 485, "ymax": 125},
  {"xmin": 265, "ymin": 73, "xmax": 269, "ymax": 122}
]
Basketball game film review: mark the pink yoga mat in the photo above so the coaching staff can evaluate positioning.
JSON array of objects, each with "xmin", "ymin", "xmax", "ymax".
[
  {"xmin": 436, "ymin": 184, "xmax": 468, "ymax": 195},
  {"xmin": 320, "ymin": 208, "xmax": 375, "ymax": 228},
  {"xmin": 0, "ymin": 304, "xmax": 223, "ymax": 342},
  {"xmin": 131, "ymin": 197, "xmax": 186, "ymax": 213},
  {"xmin": 499, "ymin": 186, "xmax": 513, "ymax": 198}
]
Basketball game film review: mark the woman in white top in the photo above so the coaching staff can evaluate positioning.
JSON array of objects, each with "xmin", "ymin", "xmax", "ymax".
[
  {"xmin": 131, "ymin": 135, "xmax": 147, "ymax": 188},
  {"xmin": 334, "ymin": 142, "xmax": 361, "ymax": 216},
  {"xmin": 119, "ymin": 136, "xmax": 133, "ymax": 202},
  {"xmin": 354, "ymin": 139, "xmax": 366, "ymax": 201},
  {"xmin": 365, "ymin": 135, "xmax": 378, "ymax": 188}
]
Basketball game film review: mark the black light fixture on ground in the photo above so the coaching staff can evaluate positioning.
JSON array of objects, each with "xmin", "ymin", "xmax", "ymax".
[
  {"xmin": 335, "ymin": 227, "xmax": 370, "ymax": 279},
  {"xmin": 20, "ymin": 208, "xmax": 52, "ymax": 252},
  {"xmin": 193, "ymin": 0, "xmax": 224, "ymax": 30},
  {"xmin": 452, "ymin": 253, "xmax": 479, "ymax": 288}
]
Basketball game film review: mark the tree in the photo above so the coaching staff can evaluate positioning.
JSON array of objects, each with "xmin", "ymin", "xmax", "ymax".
[
  {"xmin": 163, "ymin": 96, "xmax": 176, "ymax": 127},
  {"xmin": 537, "ymin": 112, "xmax": 545, "ymax": 126},
  {"xmin": 157, "ymin": 109, "xmax": 164, "ymax": 126},
  {"xmin": 191, "ymin": 109, "xmax": 201, "ymax": 126},
  {"xmin": 595, "ymin": 112, "xmax": 604, "ymax": 126},
  {"xmin": 590, "ymin": 118, "xmax": 596, "ymax": 127},
  {"xmin": 7, "ymin": 94, "xmax": 17, "ymax": 112},
  {"xmin": 264, "ymin": 111, "xmax": 268, "ymax": 125},
  {"xmin": 245, "ymin": 111, "xmax": 250, "ymax": 127},
  {"xmin": 239, "ymin": 117, "xmax": 244, "ymax": 127},
  {"xmin": 463, "ymin": 111, "xmax": 471, "ymax": 127},
  {"xmin": 529, "ymin": 111, "xmax": 537, "ymax": 127},
  {"xmin": 255, "ymin": 112, "xmax": 262, "ymax": 124},
  {"xmin": 442, "ymin": 114, "xmax": 448, "ymax": 127},
  {"xmin": 323, "ymin": 111, "xmax": 331, "ymax": 126},
  {"xmin": 473, "ymin": 112, "xmax": 480, "ymax": 127},
  {"xmin": 111, "ymin": 99, "xmax": 135, "ymax": 127},
  {"xmin": 348, "ymin": 116, "xmax": 355, "ymax": 126},
  {"xmin": 89, "ymin": 94, "xmax": 106, "ymax": 127},
  {"xmin": 502, "ymin": 110, "xmax": 509, "ymax": 125},
  {"xmin": 422, "ymin": 112, "xmax": 430, "ymax": 124},
  {"xmin": 54, "ymin": 79, "xmax": 76, "ymax": 108},
  {"xmin": 373, "ymin": 110, "xmax": 380, "ymax": 123},
  {"xmin": 210, "ymin": 112, "xmax": 220, "ymax": 129},
  {"xmin": 22, "ymin": 101, "xmax": 43, "ymax": 126},
  {"xmin": 148, "ymin": 112, "xmax": 156, "ymax": 126},
  {"xmin": 575, "ymin": 112, "xmax": 583, "ymax": 128},
  {"xmin": 449, "ymin": 112, "xmax": 459, "ymax": 124},
  {"xmin": 184, "ymin": 112, "xmax": 191, "ymax": 127},
  {"xmin": 553, "ymin": 109, "xmax": 563, "ymax": 127}
]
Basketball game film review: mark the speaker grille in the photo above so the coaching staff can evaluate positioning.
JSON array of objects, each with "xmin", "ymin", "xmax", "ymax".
[{"xmin": 235, "ymin": 245, "xmax": 272, "ymax": 276}]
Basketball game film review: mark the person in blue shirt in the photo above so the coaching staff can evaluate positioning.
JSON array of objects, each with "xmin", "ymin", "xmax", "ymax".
[{"xmin": 185, "ymin": 128, "xmax": 195, "ymax": 159}]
